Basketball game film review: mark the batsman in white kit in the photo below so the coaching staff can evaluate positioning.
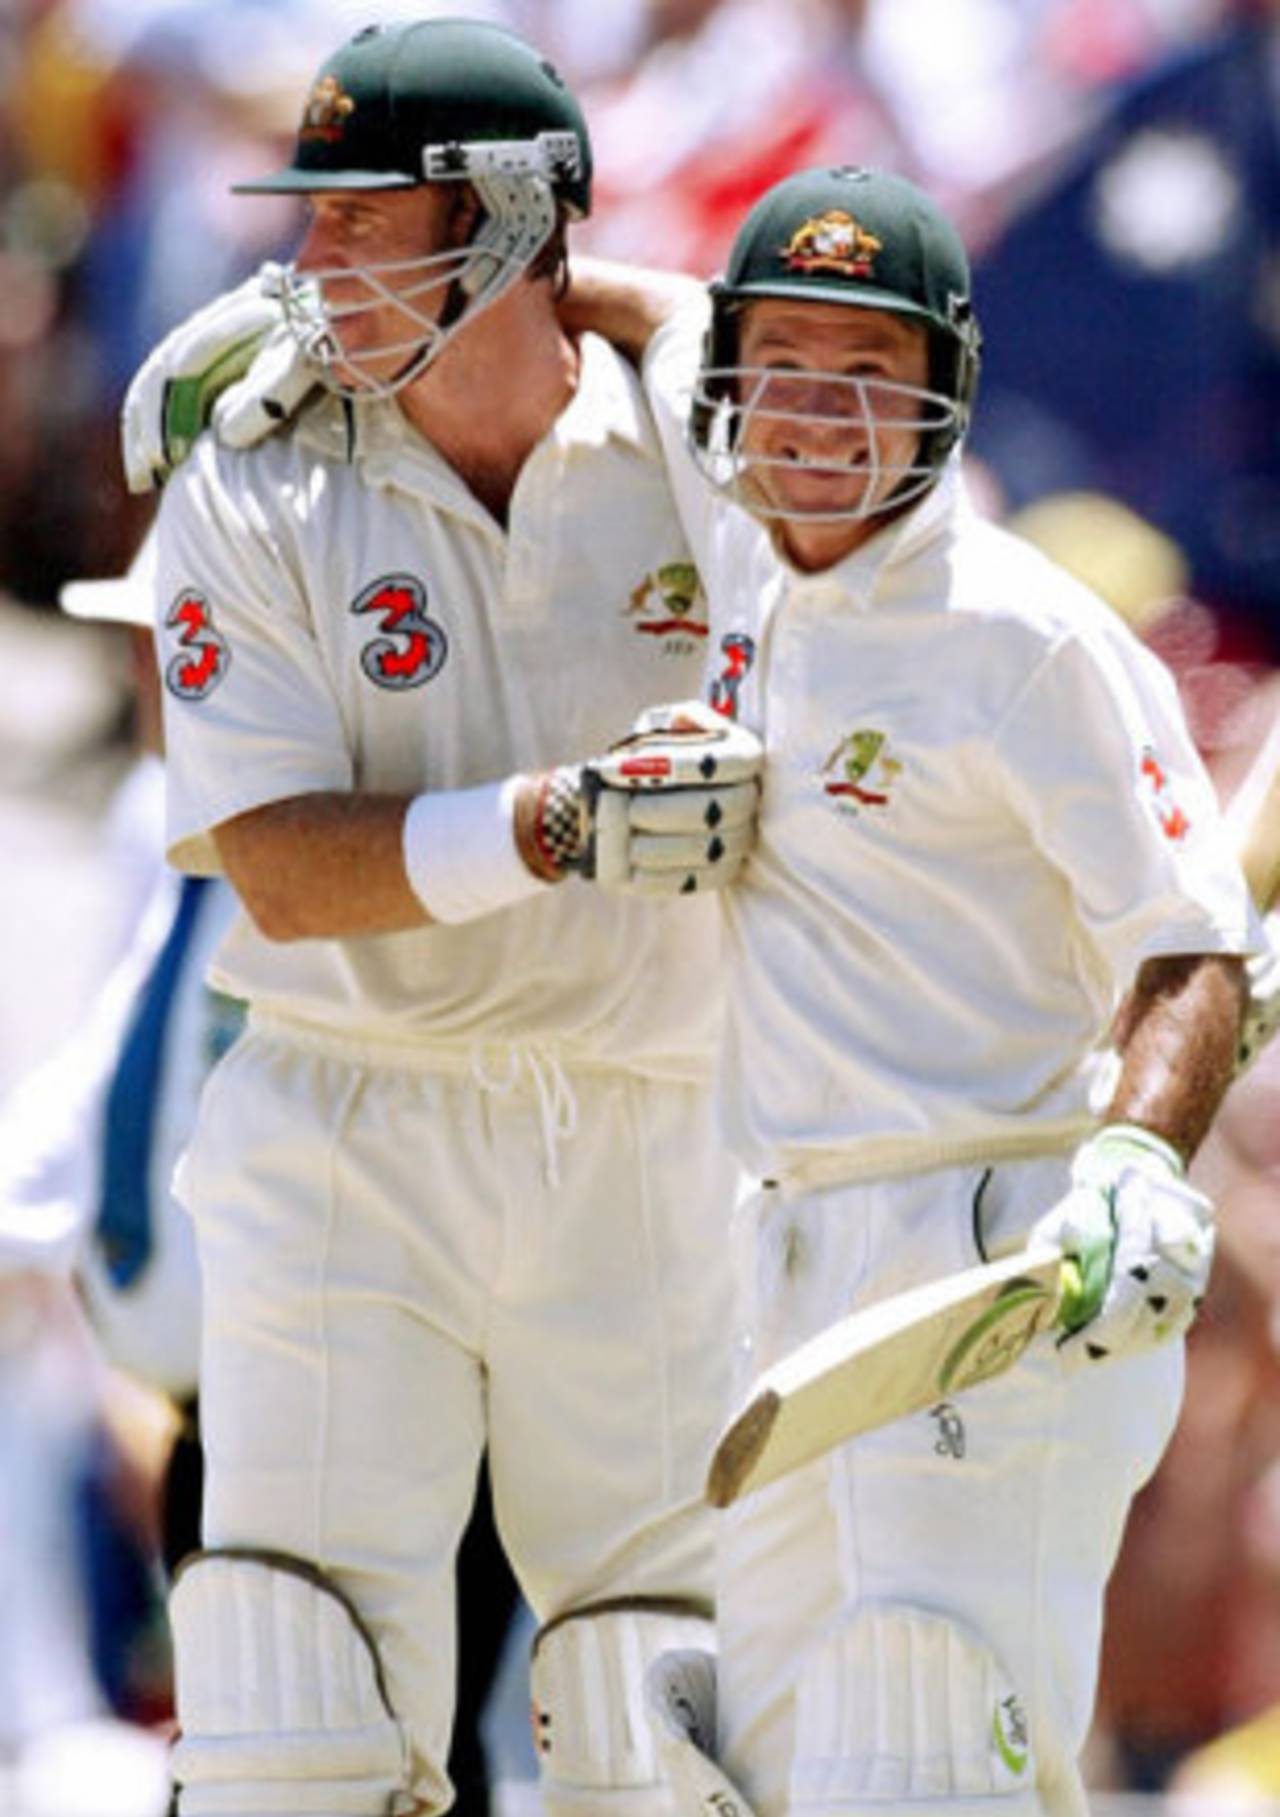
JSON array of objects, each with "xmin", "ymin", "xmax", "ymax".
[
  {"xmin": 125, "ymin": 19, "xmax": 765, "ymax": 1817},
  {"xmin": 565, "ymin": 168, "xmax": 1263, "ymax": 1817}
]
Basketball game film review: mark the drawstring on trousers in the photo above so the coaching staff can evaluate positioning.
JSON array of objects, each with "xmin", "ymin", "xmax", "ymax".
[{"xmin": 469, "ymin": 1042, "xmax": 579, "ymax": 1187}]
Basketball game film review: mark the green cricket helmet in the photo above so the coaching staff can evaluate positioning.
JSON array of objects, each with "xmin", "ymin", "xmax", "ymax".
[
  {"xmin": 235, "ymin": 18, "xmax": 592, "ymax": 397},
  {"xmin": 691, "ymin": 166, "xmax": 982, "ymax": 524}
]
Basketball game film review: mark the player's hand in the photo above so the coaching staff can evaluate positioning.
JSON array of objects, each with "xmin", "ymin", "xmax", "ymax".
[
  {"xmin": 518, "ymin": 702, "xmax": 763, "ymax": 894},
  {"xmin": 121, "ymin": 263, "xmax": 316, "ymax": 492},
  {"xmin": 584, "ymin": 700, "xmax": 763, "ymax": 894},
  {"xmin": 1030, "ymin": 1124, "xmax": 1214, "ymax": 1365}
]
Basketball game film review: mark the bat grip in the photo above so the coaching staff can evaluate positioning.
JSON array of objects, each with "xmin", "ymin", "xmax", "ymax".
[{"xmin": 1055, "ymin": 1256, "xmax": 1088, "ymax": 1333}]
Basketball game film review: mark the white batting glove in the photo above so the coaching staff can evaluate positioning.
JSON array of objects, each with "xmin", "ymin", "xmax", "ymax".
[
  {"xmin": 647, "ymin": 1650, "xmax": 760, "ymax": 1817},
  {"xmin": 1238, "ymin": 913, "xmax": 1280, "ymax": 1075},
  {"xmin": 524, "ymin": 702, "xmax": 763, "ymax": 894},
  {"xmin": 1030, "ymin": 1124, "xmax": 1214, "ymax": 1366},
  {"xmin": 584, "ymin": 700, "xmax": 763, "ymax": 894},
  {"xmin": 120, "ymin": 263, "xmax": 316, "ymax": 491}
]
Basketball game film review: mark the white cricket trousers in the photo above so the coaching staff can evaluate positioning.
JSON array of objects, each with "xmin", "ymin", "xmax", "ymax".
[
  {"xmin": 718, "ymin": 1155, "xmax": 1185, "ymax": 1817},
  {"xmin": 177, "ymin": 1016, "xmax": 739, "ymax": 1810}
]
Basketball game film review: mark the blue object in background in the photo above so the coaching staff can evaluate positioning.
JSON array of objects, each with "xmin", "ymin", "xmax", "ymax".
[{"xmin": 971, "ymin": 19, "xmax": 1280, "ymax": 649}]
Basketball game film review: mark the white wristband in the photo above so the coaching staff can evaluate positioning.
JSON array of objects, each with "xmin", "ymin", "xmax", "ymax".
[
  {"xmin": 1088, "ymin": 1122, "xmax": 1185, "ymax": 1178},
  {"xmin": 402, "ymin": 778, "xmax": 549, "ymax": 924}
]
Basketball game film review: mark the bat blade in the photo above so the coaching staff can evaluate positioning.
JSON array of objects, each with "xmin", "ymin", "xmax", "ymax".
[{"xmin": 706, "ymin": 1247, "xmax": 1067, "ymax": 1508}]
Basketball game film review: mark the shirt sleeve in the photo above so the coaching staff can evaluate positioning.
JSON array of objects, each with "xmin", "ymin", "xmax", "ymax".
[
  {"xmin": 153, "ymin": 438, "xmax": 353, "ymax": 873},
  {"xmin": 993, "ymin": 620, "xmax": 1262, "ymax": 986}
]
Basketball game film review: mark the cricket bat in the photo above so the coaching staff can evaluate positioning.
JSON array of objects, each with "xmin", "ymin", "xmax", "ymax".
[
  {"xmin": 706, "ymin": 1246, "xmax": 1081, "ymax": 1507},
  {"xmin": 707, "ymin": 743, "xmax": 1280, "ymax": 1510}
]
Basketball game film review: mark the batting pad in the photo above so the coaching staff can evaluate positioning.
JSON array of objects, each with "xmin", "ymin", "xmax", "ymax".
[
  {"xmin": 531, "ymin": 1600, "xmax": 714, "ymax": 1816},
  {"xmin": 169, "ymin": 1549, "xmax": 412, "ymax": 1815},
  {"xmin": 789, "ymin": 1604, "xmax": 1039, "ymax": 1815}
]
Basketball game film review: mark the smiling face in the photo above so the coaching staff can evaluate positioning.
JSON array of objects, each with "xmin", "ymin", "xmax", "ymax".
[{"xmin": 734, "ymin": 297, "xmax": 933, "ymax": 571}]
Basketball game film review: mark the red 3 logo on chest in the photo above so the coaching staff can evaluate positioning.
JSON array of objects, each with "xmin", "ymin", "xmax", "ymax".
[{"xmin": 352, "ymin": 574, "xmax": 449, "ymax": 690}]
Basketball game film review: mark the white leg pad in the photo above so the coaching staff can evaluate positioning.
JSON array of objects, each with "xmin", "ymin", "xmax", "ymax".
[
  {"xmin": 169, "ymin": 1549, "xmax": 413, "ymax": 1816},
  {"xmin": 789, "ymin": 1604, "xmax": 1038, "ymax": 1815},
  {"xmin": 647, "ymin": 1648, "xmax": 759, "ymax": 1817},
  {"xmin": 530, "ymin": 1600, "xmax": 715, "ymax": 1817}
]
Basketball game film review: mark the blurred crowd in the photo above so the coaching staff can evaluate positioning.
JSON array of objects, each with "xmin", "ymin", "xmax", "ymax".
[{"xmin": 1, "ymin": 0, "xmax": 1278, "ymax": 1811}]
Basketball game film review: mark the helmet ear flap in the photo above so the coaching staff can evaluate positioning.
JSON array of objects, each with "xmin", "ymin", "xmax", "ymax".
[
  {"xmin": 690, "ymin": 288, "xmax": 741, "ymax": 451},
  {"xmin": 951, "ymin": 299, "xmax": 982, "ymax": 425},
  {"xmin": 921, "ymin": 300, "xmax": 981, "ymax": 473}
]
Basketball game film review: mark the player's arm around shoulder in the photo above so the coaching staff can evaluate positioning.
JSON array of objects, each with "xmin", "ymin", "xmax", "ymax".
[
  {"xmin": 559, "ymin": 255, "xmax": 705, "ymax": 367},
  {"xmin": 563, "ymin": 258, "xmax": 718, "ymax": 571}
]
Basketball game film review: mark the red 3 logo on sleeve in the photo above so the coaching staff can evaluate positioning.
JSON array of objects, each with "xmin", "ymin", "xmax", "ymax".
[
  {"xmin": 1139, "ymin": 745, "xmax": 1191, "ymax": 844},
  {"xmin": 165, "ymin": 589, "xmax": 230, "ymax": 700}
]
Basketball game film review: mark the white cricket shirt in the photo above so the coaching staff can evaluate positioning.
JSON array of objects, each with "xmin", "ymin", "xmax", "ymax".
[
  {"xmin": 645, "ymin": 305, "xmax": 1260, "ymax": 1176},
  {"xmin": 154, "ymin": 334, "xmax": 721, "ymax": 1078}
]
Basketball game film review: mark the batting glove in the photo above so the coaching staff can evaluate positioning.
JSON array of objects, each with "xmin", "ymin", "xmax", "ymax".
[
  {"xmin": 1239, "ymin": 913, "xmax": 1280, "ymax": 1076},
  {"xmin": 120, "ymin": 263, "xmax": 316, "ymax": 492},
  {"xmin": 1030, "ymin": 1123, "xmax": 1214, "ymax": 1366},
  {"xmin": 527, "ymin": 701, "xmax": 763, "ymax": 894},
  {"xmin": 647, "ymin": 1650, "xmax": 760, "ymax": 1817}
]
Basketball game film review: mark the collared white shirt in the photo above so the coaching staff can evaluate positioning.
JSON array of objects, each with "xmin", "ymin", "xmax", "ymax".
[
  {"xmin": 154, "ymin": 333, "xmax": 721, "ymax": 1077},
  {"xmin": 646, "ymin": 303, "xmax": 1260, "ymax": 1176}
]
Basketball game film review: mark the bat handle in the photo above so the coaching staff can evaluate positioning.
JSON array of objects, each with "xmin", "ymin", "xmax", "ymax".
[{"xmin": 1055, "ymin": 1256, "xmax": 1088, "ymax": 1333}]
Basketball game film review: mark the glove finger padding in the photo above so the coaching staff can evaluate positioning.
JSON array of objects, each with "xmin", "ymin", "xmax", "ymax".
[
  {"xmin": 1032, "ymin": 1125, "xmax": 1214, "ymax": 1368},
  {"xmin": 630, "ymin": 821, "xmax": 757, "ymax": 874},
  {"xmin": 583, "ymin": 700, "xmax": 764, "ymax": 896},
  {"xmin": 121, "ymin": 265, "xmax": 288, "ymax": 492},
  {"xmin": 1101, "ymin": 1178, "xmax": 1214, "ymax": 1353},
  {"xmin": 589, "ymin": 786, "xmax": 757, "ymax": 893},
  {"xmin": 625, "ymin": 784, "xmax": 759, "ymax": 834},
  {"xmin": 210, "ymin": 318, "xmax": 320, "ymax": 452}
]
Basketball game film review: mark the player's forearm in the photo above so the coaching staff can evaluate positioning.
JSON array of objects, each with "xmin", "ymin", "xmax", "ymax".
[
  {"xmin": 560, "ymin": 255, "xmax": 703, "ymax": 363},
  {"xmin": 214, "ymin": 793, "xmax": 429, "ymax": 938},
  {"xmin": 213, "ymin": 782, "xmax": 563, "ymax": 940},
  {"xmin": 1105, "ymin": 951, "xmax": 1247, "ymax": 1161}
]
